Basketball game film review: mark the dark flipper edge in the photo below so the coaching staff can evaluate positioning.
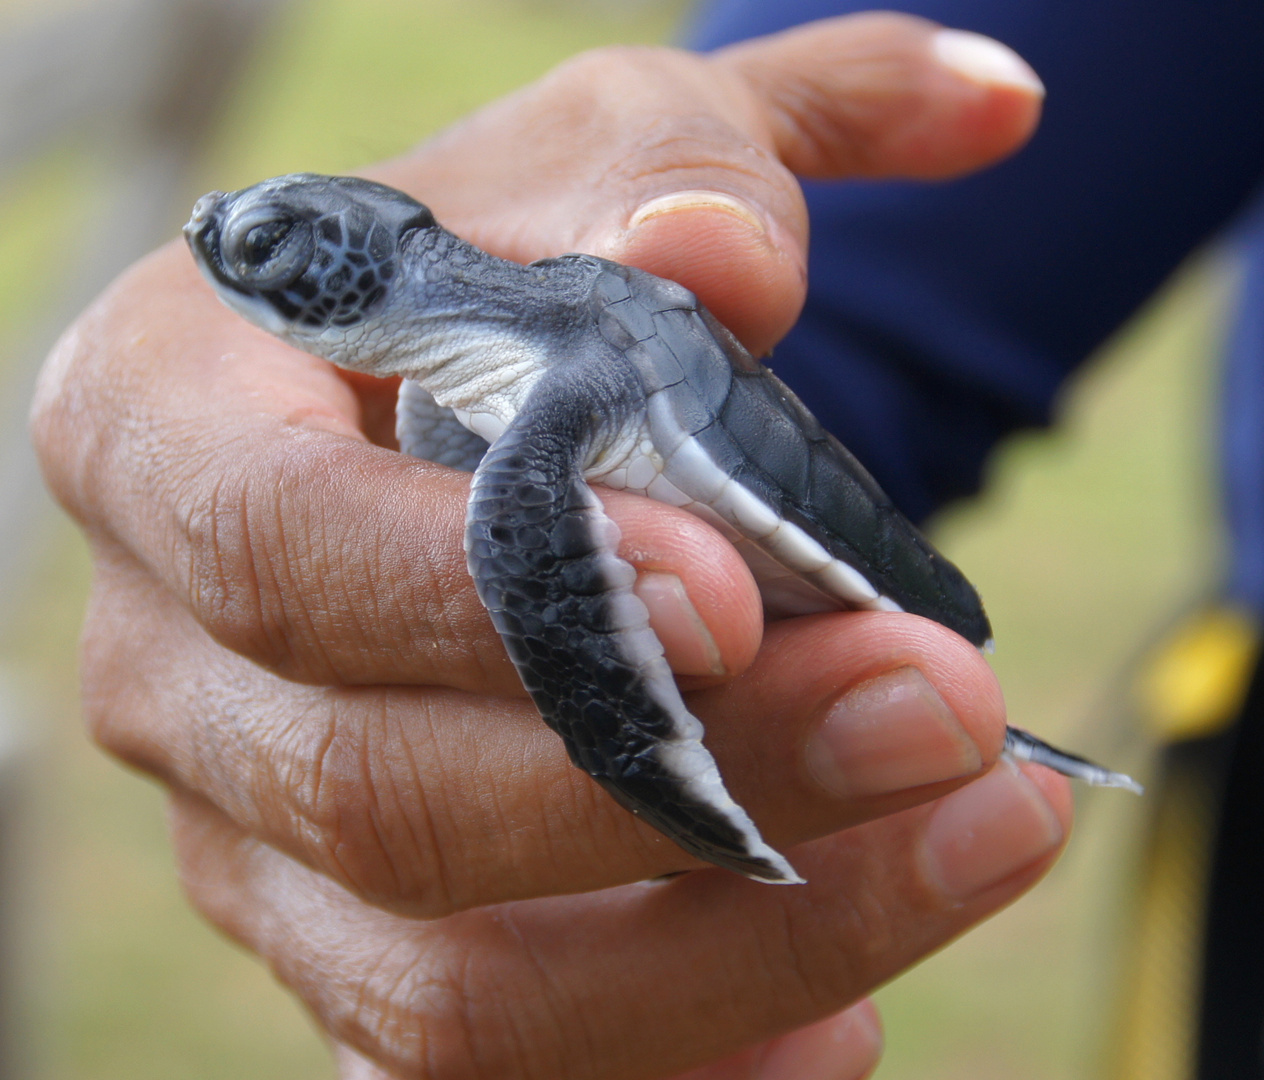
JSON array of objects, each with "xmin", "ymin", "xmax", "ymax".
[{"xmin": 1004, "ymin": 727, "xmax": 1144, "ymax": 793}]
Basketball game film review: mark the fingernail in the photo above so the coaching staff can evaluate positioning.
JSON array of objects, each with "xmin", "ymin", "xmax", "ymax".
[
  {"xmin": 921, "ymin": 759, "xmax": 1064, "ymax": 900},
  {"xmin": 932, "ymin": 29, "xmax": 1045, "ymax": 96},
  {"xmin": 628, "ymin": 190, "xmax": 768, "ymax": 235},
  {"xmin": 806, "ymin": 667, "xmax": 982, "ymax": 799},
  {"xmin": 635, "ymin": 571, "xmax": 726, "ymax": 676}
]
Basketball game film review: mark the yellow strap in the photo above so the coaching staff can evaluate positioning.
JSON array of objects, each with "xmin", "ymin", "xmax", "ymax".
[
  {"xmin": 1106, "ymin": 751, "xmax": 1218, "ymax": 1080},
  {"xmin": 1133, "ymin": 605, "xmax": 1261, "ymax": 741}
]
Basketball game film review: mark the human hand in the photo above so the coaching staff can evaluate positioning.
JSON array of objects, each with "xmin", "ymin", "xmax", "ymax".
[{"xmin": 33, "ymin": 13, "xmax": 1062, "ymax": 1079}]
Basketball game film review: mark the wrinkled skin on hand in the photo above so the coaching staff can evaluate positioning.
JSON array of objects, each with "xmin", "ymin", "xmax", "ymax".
[{"xmin": 33, "ymin": 14, "xmax": 1067, "ymax": 1080}]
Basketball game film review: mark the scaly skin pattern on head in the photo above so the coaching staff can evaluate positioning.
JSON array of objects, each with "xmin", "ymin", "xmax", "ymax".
[{"xmin": 185, "ymin": 174, "xmax": 1140, "ymax": 883}]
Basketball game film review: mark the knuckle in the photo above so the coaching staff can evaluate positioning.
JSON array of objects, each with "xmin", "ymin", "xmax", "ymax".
[
  {"xmin": 341, "ymin": 941, "xmax": 534, "ymax": 1080},
  {"xmin": 78, "ymin": 588, "xmax": 165, "ymax": 772},
  {"xmin": 28, "ymin": 338, "xmax": 70, "ymax": 476},
  {"xmin": 547, "ymin": 43, "xmax": 670, "ymax": 90},
  {"xmin": 79, "ymin": 627, "xmax": 128, "ymax": 755},
  {"xmin": 30, "ymin": 255, "xmax": 171, "ymax": 527},
  {"xmin": 344, "ymin": 961, "xmax": 479, "ymax": 1080},
  {"xmin": 536, "ymin": 46, "xmax": 736, "ymax": 150},
  {"xmin": 30, "ymin": 316, "xmax": 108, "ymax": 520},
  {"xmin": 178, "ymin": 451, "xmax": 321, "ymax": 678},
  {"xmin": 277, "ymin": 699, "xmax": 460, "ymax": 918},
  {"xmin": 580, "ymin": 69, "xmax": 789, "ymax": 199},
  {"xmin": 793, "ymin": 880, "xmax": 896, "ymax": 1006},
  {"xmin": 168, "ymin": 793, "xmax": 498, "ymax": 1080},
  {"xmin": 181, "ymin": 470, "xmax": 275, "ymax": 659}
]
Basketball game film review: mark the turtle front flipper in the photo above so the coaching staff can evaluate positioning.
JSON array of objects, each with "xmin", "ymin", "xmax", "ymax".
[
  {"xmin": 465, "ymin": 375, "xmax": 801, "ymax": 884},
  {"xmin": 397, "ymin": 379, "xmax": 489, "ymax": 470}
]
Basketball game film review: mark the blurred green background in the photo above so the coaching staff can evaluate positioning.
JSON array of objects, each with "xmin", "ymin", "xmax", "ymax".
[{"xmin": 0, "ymin": 0, "xmax": 1225, "ymax": 1076}]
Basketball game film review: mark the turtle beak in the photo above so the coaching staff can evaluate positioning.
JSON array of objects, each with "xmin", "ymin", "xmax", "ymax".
[
  {"xmin": 182, "ymin": 188, "xmax": 295, "ymax": 337},
  {"xmin": 182, "ymin": 191, "xmax": 225, "ymax": 266},
  {"xmin": 185, "ymin": 191, "xmax": 224, "ymax": 234},
  {"xmin": 183, "ymin": 191, "xmax": 237, "ymax": 290}
]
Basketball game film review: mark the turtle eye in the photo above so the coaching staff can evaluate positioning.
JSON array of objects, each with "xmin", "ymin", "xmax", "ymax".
[
  {"xmin": 242, "ymin": 220, "xmax": 294, "ymax": 266},
  {"xmin": 221, "ymin": 206, "xmax": 314, "ymax": 290}
]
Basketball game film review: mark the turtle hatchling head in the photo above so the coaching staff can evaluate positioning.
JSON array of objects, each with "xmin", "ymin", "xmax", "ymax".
[{"xmin": 184, "ymin": 173, "xmax": 435, "ymax": 354}]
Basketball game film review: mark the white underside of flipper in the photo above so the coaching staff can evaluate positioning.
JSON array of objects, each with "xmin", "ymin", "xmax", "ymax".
[
  {"xmin": 590, "ymin": 404, "xmax": 904, "ymax": 620},
  {"xmin": 568, "ymin": 481, "xmax": 803, "ymax": 884}
]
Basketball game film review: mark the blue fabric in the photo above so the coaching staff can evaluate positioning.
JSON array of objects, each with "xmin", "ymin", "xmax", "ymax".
[
  {"xmin": 1223, "ymin": 222, "xmax": 1264, "ymax": 617},
  {"xmin": 684, "ymin": 1, "xmax": 1264, "ymax": 532}
]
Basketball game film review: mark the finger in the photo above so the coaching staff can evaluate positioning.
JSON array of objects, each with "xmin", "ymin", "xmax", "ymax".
[
  {"xmin": 170, "ymin": 767, "xmax": 1068, "ymax": 1080},
  {"xmin": 715, "ymin": 14, "xmax": 1043, "ymax": 181},
  {"xmin": 334, "ymin": 1004, "xmax": 881, "ymax": 1080},
  {"xmin": 388, "ymin": 13, "xmax": 1041, "ymax": 353},
  {"xmin": 35, "ymin": 250, "xmax": 762, "ymax": 691},
  {"xmin": 672, "ymin": 1001, "xmax": 882, "ymax": 1080},
  {"xmin": 90, "ymin": 564, "xmax": 1008, "ymax": 914}
]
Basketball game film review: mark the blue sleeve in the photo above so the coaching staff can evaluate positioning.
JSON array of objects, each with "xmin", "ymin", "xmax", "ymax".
[
  {"xmin": 685, "ymin": 1, "xmax": 1264, "ymax": 522},
  {"xmin": 1222, "ymin": 218, "xmax": 1264, "ymax": 618}
]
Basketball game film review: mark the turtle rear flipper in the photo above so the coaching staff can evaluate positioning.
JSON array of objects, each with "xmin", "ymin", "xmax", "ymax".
[{"xmin": 465, "ymin": 374, "xmax": 801, "ymax": 884}]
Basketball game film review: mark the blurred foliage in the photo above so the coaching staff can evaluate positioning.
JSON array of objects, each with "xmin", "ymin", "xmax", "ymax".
[
  {"xmin": 0, "ymin": 149, "xmax": 99, "ymax": 362},
  {"xmin": 0, "ymin": 0, "xmax": 1225, "ymax": 1078},
  {"xmin": 207, "ymin": 0, "xmax": 689, "ymax": 194}
]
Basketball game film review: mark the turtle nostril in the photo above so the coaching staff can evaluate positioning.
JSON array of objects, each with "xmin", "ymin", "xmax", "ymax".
[{"xmin": 186, "ymin": 192, "xmax": 224, "ymax": 230}]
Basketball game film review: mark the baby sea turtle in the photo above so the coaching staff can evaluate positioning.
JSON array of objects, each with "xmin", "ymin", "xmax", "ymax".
[{"xmin": 185, "ymin": 174, "xmax": 1140, "ymax": 884}]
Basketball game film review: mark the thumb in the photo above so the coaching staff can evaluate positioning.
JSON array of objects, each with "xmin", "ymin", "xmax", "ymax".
[
  {"xmin": 383, "ymin": 13, "xmax": 1042, "ymax": 355},
  {"xmin": 716, "ymin": 13, "xmax": 1044, "ymax": 181}
]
